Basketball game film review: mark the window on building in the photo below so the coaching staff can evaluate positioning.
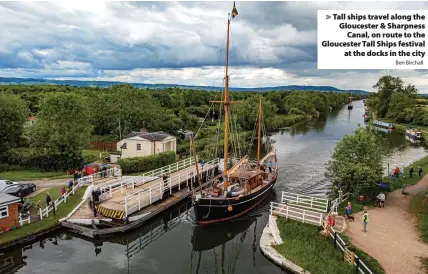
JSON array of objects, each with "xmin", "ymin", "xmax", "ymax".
[
  {"xmin": 0, "ymin": 206, "xmax": 8, "ymax": 219},
  {"xmin": 136, "ymin": 143, "xmax": 141, "ymax": 151}
]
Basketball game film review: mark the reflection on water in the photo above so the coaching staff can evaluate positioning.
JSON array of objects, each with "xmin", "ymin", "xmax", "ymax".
[{"xmin": 5, "ymin": 100, "xmax": 428, "ymax": 274}]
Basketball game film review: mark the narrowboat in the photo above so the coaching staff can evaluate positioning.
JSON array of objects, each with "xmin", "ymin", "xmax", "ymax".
[
  {"xmin": 405, "ymin": 127, "xmax": 423, "ymax": 140},
  {"xmin": 363, "ymin": 114, "xmax": 369, "ymax": 122},
  {"xmin": 373, "ymin": 120, "xmax": 394, "ymax": 129}
]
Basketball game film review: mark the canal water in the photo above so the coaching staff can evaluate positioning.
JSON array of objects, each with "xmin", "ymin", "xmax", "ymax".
[{"xmin": 3, "ymin": 101, "xmax": 428, "ymax": 274}]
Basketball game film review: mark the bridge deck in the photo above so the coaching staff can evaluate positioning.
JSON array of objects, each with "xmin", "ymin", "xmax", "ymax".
[{"xmin": 101, "ymin": 163, "xmax": 216, "ymax": 212}]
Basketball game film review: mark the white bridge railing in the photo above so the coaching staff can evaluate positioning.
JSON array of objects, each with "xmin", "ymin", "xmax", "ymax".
[
  {"xmin": 96, "ymin": 157, "xmax": 204, "ymax": 201},
  {"xmin": 270, "ymin": 202, "xmax": 324, "ymax": 226},
  {"xmin": 281, "ymin": 191, "xmax": 329, "ymax": 213},
  {"xmin": 124, "ymin": 158, "xmax": 219, "ymax": 217},
  {"xmin": 139, "ymin": 157, "xmax": 198, "ymax": 178},
  {"xmin": 77, "ymin": 167, "xmax": 121, "ymax": 185}
]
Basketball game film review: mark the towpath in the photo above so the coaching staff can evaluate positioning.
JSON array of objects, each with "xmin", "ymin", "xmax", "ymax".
[{"xmin": 345, "ymin": 175, "xmax": 428, "ymax": 274}]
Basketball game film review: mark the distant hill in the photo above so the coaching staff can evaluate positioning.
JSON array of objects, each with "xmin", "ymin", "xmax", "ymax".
[{"xmin": 0, "ymin": 77, "xmax": 369, "ymax": 94}]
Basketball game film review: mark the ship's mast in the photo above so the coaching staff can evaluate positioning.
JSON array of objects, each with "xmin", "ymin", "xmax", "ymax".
[
  {"xmin": 256, "ymin": 96, "xmax": 262, "ymax": 169},
  {"xmin": 223, "ymin": 16, "xmax": 231, "ymax": 179}
]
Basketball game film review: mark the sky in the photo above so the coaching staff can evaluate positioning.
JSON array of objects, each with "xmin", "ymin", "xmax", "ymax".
[{"xmin": 1, "ymin": 1, "xmax": 428, "ymax": 92}]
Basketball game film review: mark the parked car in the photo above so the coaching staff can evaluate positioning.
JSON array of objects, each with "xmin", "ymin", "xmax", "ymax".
[
  {"xmin": 0, "ymin": 180, "xmax": 19, "ymax": 192},
  {"xmin": 3, "ymin": 183, "xmax": 37, "ymax": 198}
]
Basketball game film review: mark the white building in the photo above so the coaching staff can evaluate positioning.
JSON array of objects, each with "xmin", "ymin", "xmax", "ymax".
[{"xmin": 110, "ymin": 129, "xmax": 177, "ymax": 163}]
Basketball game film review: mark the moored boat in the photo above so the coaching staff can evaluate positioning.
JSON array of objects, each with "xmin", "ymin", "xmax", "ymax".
[
  {"xmin": 373, "ymin": 120, "xmax": 394, "ymax": 129},
  {"xmin": 405, "ymin": 127, "xmax": 423, "ymax": 140},
  {"xmin": 191, "ymin": 3, "xmax": 279, "ymax": 225},
  {"xmin": 363, "ymin": 114, "xmax": 369, "ymax": 122}
]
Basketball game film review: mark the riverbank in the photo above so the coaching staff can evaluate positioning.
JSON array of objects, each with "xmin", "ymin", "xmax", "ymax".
[
  {"xmin": 0, "ymin": 186, "xmax": 86, "ymax": 249},
  {"xmin": 384, "ymin": 154, "xmax": 428, "ymax": 190}
]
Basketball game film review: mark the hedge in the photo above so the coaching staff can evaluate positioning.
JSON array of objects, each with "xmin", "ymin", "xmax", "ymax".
[
  {"xmin": 117, "ymin": 151, "xmax": 177, "ymax": 174},
  {"xmin": 4, "ymin": 148, "xmax": 83, "ymax": 172}
]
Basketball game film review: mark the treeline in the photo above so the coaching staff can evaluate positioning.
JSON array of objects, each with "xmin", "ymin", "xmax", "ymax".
[
  {"xmin": 0, "ymin": 84, "xmax": 355, "ymax": 172},
  {"xmin": 367, "ymin": 76, "xmax": 428, "ymax": 126}
]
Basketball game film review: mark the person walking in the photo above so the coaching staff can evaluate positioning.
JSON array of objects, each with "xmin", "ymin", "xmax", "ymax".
[
  {"xmin": 409, "ymin": 166, "xmax": 414, "ymax": 178},
  {"xmin": 345, "ymin": 202, "xmax": 352, "ymax": 218},
  {"xmin": 418, "ymin": 167, "xmax": 423, "ymax": 178},
  {"xmin": 46, "ymin": 192, "xmax": 52, "ymax": 208},
  {"xmin": 61, "ymin": 187, "xmax": 66, "ymax": 200},
  {"xmin": 362, "ymin": 211, "xmax": 369, "ymax": 232}
]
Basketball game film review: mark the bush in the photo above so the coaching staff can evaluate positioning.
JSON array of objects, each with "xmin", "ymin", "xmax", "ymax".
[
  {"xmin": 5, "ymin": 148, "xmax": 83, "ymax": 172},
  {"xmin": 117, "ymin": 151, "xmax": 177, "ymax": 174}
]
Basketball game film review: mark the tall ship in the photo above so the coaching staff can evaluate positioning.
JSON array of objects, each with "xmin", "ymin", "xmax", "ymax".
[
  {"xmin": 191, "ymin": 2, "xmax": 279, "ymax": 225},
  {"xmin": 348, "ymin": 94, "xmax": 353, "ymax": 109}
]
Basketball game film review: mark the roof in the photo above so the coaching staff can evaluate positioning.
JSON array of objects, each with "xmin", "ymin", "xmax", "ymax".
[
  {"xmin": 124, "ymin": 131, "xmax": 174, "ymax": 141},
  {"xmin": 0, "ymin": 192, "xmax": 20, "ymax": 205}
]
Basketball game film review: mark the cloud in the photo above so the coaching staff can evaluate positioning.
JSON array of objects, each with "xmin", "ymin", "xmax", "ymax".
[{"xmin": 1, "ymin": 1, "xmax": 428, "ymax": 92}]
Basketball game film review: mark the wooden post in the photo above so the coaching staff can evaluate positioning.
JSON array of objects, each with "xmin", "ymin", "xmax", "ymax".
[
  {"xmin": 334, "ymin": 232, "xmax": 337, "ymax": 247},
  {"xmin": 39, "ymin": 208, "xmax": 43, "ymax": 220}
]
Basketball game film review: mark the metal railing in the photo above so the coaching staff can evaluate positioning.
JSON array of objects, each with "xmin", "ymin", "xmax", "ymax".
[
  {"xmin": 326, "ymin": 226, "xmax": 373, "ymax": 274},
  {"xmin": 281, "ymin": 191, "xmax": 329, "ymax": 213},
  {"xmin": 124, "ymin": 158, "xmax": 219, "ymax": 217},
  {"xmin": 270, "ymin": 202, "xmax": 324, "ymax": 226}
]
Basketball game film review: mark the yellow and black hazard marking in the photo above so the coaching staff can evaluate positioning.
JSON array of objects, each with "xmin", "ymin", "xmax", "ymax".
[{"xmin": 95, "ymin": 205, "xmax": 125, "ymax": 220}]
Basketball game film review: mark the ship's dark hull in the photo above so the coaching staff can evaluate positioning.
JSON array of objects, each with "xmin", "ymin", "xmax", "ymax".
[{"xmin": 193, "ymin": 172, "xmax": 278, "ymax": 225}]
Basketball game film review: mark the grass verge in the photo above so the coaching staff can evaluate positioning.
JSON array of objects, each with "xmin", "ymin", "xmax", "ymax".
[
  {"xmin": 0, "ymin": 186, "xmax": 86, "ymax": 245},
  {"xmin": 409, "ymin": 190, "xmax": 428, "ymax": 244},
  {"xmin": 0, "ymin": 171, "xmax": 71, "ymax": 181},
  {"xmin": 421, "ymin": 257, "xmax": 428, "ymax": 274},
  {"xmin": 274, "ymin": 217, "xmax": 353, "ymax": 274},
  {"xmin": 339, "ymin": 234, "xmax": 386, "ymax": 274}
]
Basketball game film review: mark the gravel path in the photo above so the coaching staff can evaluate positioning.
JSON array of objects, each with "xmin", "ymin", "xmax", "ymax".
[{"xmin": 345, "ymin": 176, "xmax": 428, "ymax": 274}]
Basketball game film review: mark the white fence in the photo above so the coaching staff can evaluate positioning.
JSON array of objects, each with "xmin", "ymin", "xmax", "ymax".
[
  {"xmin": 124, "ymin": 158, "xmax": 219, "ymax": 217},
  {"xmin": 77, "ymin": 167, "xmax": 121, "ymax": 185},
  {"xmin": 328, "ymin": 191, "xmax": 351, "ymax": 216},
  {"xmin": 270, "ymin": 202, "xmax": 324, "ymax": 226},
  {"xmin": 326, "ymin": 226, "xmax": 373, "ymax": 274},
  {"xmin": 281, "ymin": 191, "xmax": 329, "ymax": 213},
  {"xmin": 19, "ymin": 212, "xmax": 30, "ymax": 226},
  {"xmin": 39, "ymin": 180, "xmax": 84, "ymax": 220}
]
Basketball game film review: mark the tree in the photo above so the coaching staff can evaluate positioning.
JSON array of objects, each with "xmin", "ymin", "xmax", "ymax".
[
  {"xmin": 386, "ymin": 93, "xmax": 413, "ymax": 120},
  {"xmin": 373, "ymin": 75, "xmax": 418, "ymax": 118},
  {"xmin": 326, "ymin": 126, "xmax": 385, "ymax": 199},
  {"xmin": 31, "ymin": 92, "xmax": 93, "ymax": 168},
  {"xmin": 0, "ymin": 93, "xmax": 28, "ymax": 153}
]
